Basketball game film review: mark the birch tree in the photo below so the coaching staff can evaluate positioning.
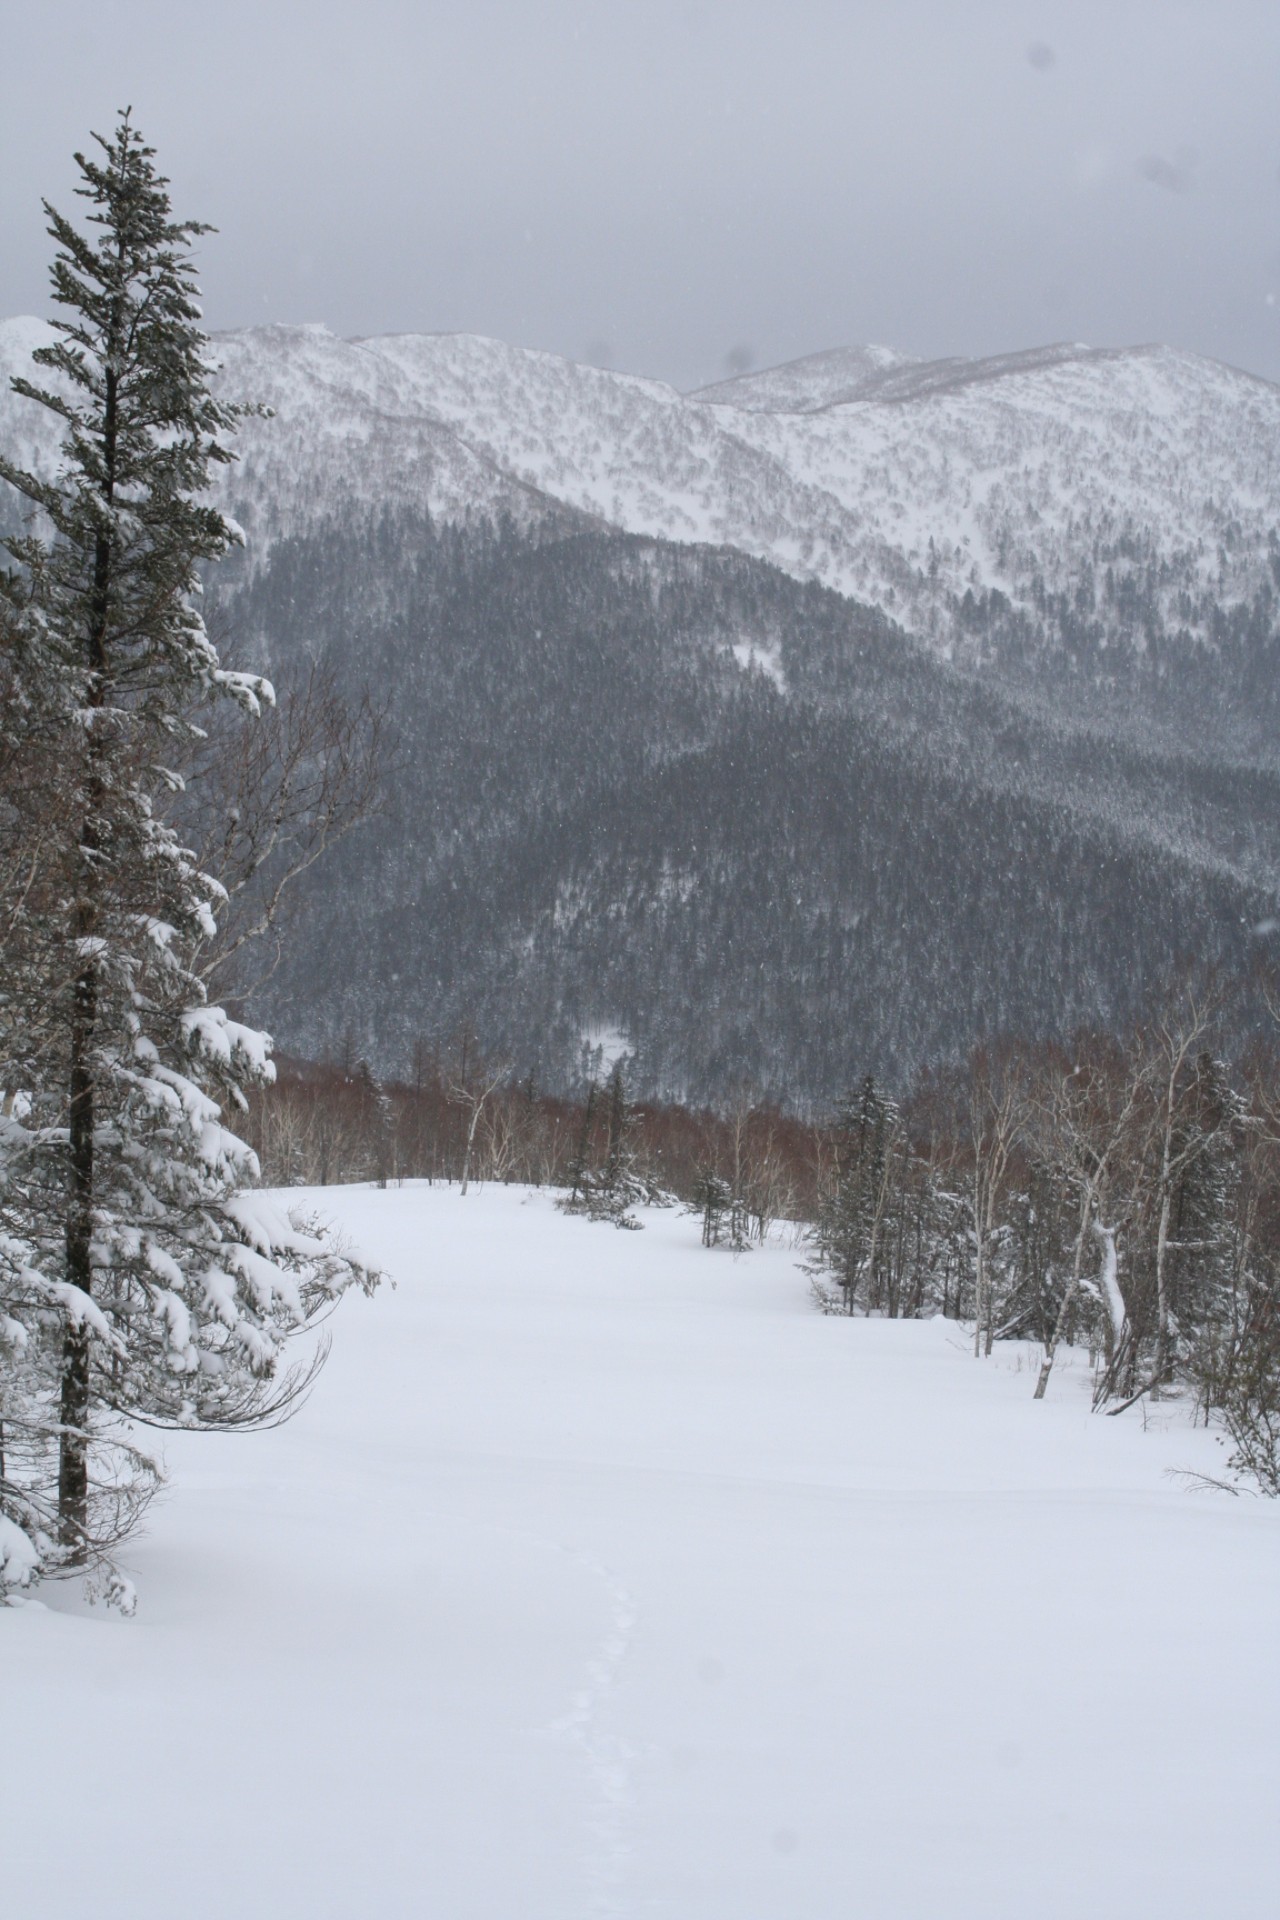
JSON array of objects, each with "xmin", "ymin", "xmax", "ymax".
[
  {"xmin": 1032, "ymin": 1040, "xmax": 1141, "ymax": 1400},
  {"xmin": 964, "ymin": 1050, "xmax": 1022, "ymax": 1357}
]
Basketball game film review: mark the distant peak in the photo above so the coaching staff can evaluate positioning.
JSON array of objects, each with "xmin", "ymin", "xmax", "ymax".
[
  {"xmin": 690, "ymin": 345, "xmax": 915, "ymax": 413},
  {"xmin": 0, "ymin": 314, "xmax": 56, "ymax": 350}
]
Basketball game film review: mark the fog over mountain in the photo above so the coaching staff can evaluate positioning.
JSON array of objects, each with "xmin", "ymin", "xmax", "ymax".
[{"xmin": 5, "ymin": 4, "xmax": 1279, "ymax": 393}]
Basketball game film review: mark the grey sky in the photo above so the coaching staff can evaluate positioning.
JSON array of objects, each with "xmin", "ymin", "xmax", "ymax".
[{"xmin": 4, "ymin": 0, "xmax": 1279, "ymax": 390}]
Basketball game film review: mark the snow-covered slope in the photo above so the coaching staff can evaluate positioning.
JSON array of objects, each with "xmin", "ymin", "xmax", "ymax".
[
  {"xmin": 4, "ymin": 316, "xmax": 1279, "ymax": 655},
  {"xmin": 689, "ymin": 342, "xmax": 915, "ymax": 411},
  {"xmin": 4, "ymin": 1182, "xmax": 1277, "ymax": 1919}
]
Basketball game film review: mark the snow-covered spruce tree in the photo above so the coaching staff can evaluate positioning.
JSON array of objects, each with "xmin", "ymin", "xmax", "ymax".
[
  {"xmin": 585, "ymin": 1062, "xmax": 644, "ymax": 1227},
  {"xmin": 693, "ymin": 1167, "xmax": 732, "ymax": 1248},
  {"xmin": 0, "ymin": 113, "xmax": 374, "ymax": 1593},
  {"xmin": 557, "ymin": 1065, "xmax": 646, "ymax": 1227},
  {"xmin": 1, "ymin": 319, "xmax": 165, "ymax": 1595}
]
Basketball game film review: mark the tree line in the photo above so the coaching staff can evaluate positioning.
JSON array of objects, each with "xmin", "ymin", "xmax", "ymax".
[{"xmin": 245, "ymin": 983, "xmax": 1280, "ymax": 1493}]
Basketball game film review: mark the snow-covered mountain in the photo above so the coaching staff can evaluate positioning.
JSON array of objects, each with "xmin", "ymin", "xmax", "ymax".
[
  {"xmin": 689, "ymin": 342, "xmax": 915, "ymax": 410},
  {"xmin": 4, "ymin": 317, "xmax": 1279, "ymax": 660},
  {"xmin": 7, "ymin": 314, "xmax": 1280, "ymax": 1091}
]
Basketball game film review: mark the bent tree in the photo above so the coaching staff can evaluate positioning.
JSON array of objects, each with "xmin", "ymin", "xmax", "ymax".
[{"xmin": 0, "ymin": 113, "xmax": 373, "ymax": 1589}]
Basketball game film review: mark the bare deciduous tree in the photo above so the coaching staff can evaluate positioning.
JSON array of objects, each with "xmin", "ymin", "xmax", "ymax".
[
  {"xmin": 453, "ymin": 1057, "xmax": 511, "ymax": 1197},
  {"xmin": 1032, "ymin": 1037, "xmax": 1142, "ymax": 1399},
  {"xmin": 186, "ymin": 656, "xmax": 389, "ymax": 999}
]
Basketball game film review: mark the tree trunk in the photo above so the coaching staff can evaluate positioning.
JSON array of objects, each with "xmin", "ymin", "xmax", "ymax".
[
  {"xmin": 460, "ymin": 1103, "xmax": 481, "ymax": 1196},
  {"xmin": 59, "ymin": 882, "xmax": 99, "ymax": 1546},
  {"xmin": 1034, "ymin": 1185, "xmax": 1095, "ymax": 1401},
  {"xmin": 59, "ymin": 486, "xmax": 114, "ymax": 1547},
  {"xmin": 972, "ymin": 1170, "xmax": 985, "ymax": 1357},
  {"xmin": 1033, "ymin": 1286, "xmax": 1073, "ymax": 1400},
  {"xmin": 1153, "ymin": 1186, "xmax": 1173, "ymax": 1398}
]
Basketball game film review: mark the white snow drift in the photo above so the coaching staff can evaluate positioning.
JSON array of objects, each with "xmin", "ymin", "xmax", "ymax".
[{"xmin": 3, "ymin": 1182, "xmax": 1276, "ymax": 1920}]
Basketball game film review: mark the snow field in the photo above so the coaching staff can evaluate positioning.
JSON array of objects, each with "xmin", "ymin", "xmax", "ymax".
[{"xmin": 4, "ymin": 1181, "xmax": 1278, "ymax": 1919}]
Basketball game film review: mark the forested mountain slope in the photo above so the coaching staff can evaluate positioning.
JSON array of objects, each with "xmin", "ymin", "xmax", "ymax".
[
  {"xmin": 4, "ymin": 316, "xmax": 1280, "ymax": 665},
  {"xmin": 211, "ymin": 521, "xmax": 1280, "ymax": 1099},
  {"xmin": 5, "ymin": 317, "xmax": 1280, "ymax": 1099}
]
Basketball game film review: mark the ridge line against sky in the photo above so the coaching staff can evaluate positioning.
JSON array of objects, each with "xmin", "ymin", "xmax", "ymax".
[{"xmin": 3, "ymin": 1, "xmax": 1279, "ymax": 392}]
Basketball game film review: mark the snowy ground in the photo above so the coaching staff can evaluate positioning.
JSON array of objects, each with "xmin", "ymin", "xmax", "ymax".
[{"xmin": 5, "ymin": 1182, "xmax": 1278, "ymax": 1919}]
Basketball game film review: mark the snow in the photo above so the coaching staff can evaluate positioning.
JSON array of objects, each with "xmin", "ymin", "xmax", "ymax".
[
  {"xmin": 1095, "ymin": 1220, "xmax": 1127, "ymax": 1345},
  {"xmin": 7, "ymin": 317, "xmax": 1279, "ymax": 659},
  {"xmin": 691, "ymin": 343, "xmax": 916, "ymax": 412},
  {"xmin": 179, "ymin": 1003, "xmax": 275, "ymax": 1079},
  {"xmin": 2, "ymin": 1181, "xmax": 1277, "ymax": 1918},
  {"xmin": 0, "ymin": 1514, "xmax": 37, "ymax": 1588},
  {"xmin": 581, "ymin": 1023, "xmax": 631, "ymax": 1073},
  {"xmin": 730, "ymin": 639, "xmax": 786, "ymax": 689}
]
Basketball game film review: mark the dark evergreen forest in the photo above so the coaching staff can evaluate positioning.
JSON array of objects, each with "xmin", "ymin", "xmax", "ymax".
[{"xmin": 209, "ymin": 513, "xmax": 1280, "ymax": 1104}]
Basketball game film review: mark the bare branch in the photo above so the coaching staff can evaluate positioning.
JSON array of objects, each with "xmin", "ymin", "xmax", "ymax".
[{"xmin": 181, "ymin": 656, "xmax": 392, "ymax": 996}]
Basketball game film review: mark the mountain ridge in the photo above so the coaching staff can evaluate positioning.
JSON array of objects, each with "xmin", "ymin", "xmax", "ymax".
[
  {"xmin": 5, "ymin": 316, "xmax": 1279, "ymax": 667},
  {"xmin": 6, "ymin": 316, "xmax": 1280, "ymax": 1094}
]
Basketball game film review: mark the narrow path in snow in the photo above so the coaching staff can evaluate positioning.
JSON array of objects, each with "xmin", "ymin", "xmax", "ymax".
[{"xmin": 548, "ymin": 1549, "xmax": 641, "ymax": 1917}]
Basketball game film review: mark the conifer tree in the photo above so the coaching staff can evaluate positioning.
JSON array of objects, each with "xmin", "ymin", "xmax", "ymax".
[
  {"xmin": 809, "ymin": 1077, "xmax": 897, "ymax": 1312},
  {"xmin": 693, "ymin": 1167, "xmax": 732, "ymax": 1248},
  {"xmin": 0, "ymin": 113, "xmax": 373, "ymax": 1592},
  {"xmin": 564, "ymin": 1079, "xmax": 598, "ymax": 1208},
  {"xmin": 589, "ymin": 1061, "xmax": 643, "ymax": 1226}
]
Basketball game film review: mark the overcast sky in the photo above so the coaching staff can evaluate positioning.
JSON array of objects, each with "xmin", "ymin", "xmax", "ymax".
[{"xmin": 3, "ymin": 1, "xmax": 1278, "ymax": 390}]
